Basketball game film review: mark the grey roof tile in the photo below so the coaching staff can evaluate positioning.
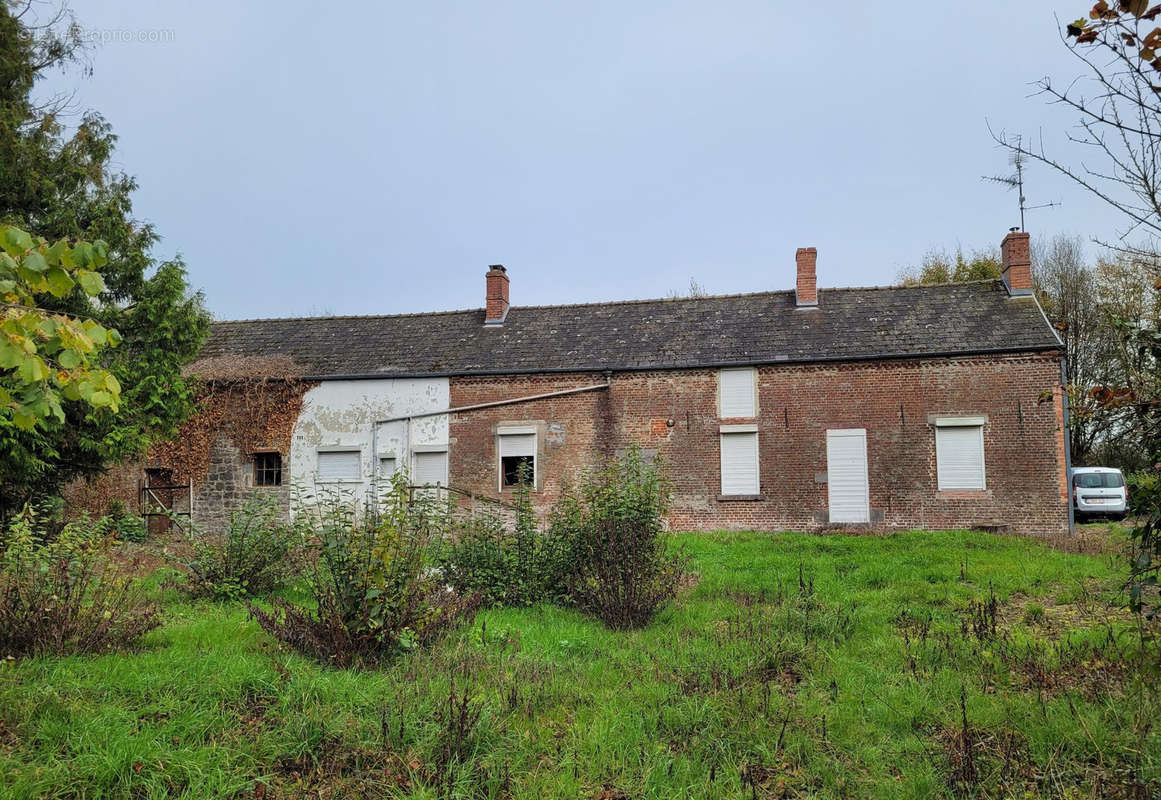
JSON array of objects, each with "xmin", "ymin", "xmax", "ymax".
[{"xmin": 197, "ymin": 281, "xmax": 1061, "ymax": 378}]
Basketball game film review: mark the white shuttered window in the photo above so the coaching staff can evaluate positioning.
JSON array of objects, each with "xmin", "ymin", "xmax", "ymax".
[
  {"xmin": 317, "ymin": 450, "xmax": 361, "ymax": 481},
  {"xmin": 720, "ymin": 429, "xmax": 760, "ymax": 495},
  {"xmin": 719, "ymin": 368, "xmax": 757, "ymax": 418},
  {"xmin": 412, "ymin": 450, "xmax": 448, "ymax": 487},
  {"xmin": 935, "ymin": 420, "xmax": 986, "ymax": 490}
]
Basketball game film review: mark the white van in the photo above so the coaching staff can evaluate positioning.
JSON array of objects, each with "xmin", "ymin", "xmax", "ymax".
[{"xmin": 1070, "ymin": 466, "xmax": 1128, "ymax": 520}]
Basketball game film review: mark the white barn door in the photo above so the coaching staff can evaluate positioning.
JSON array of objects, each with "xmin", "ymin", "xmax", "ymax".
[{"xmin": 826, "ymin": 429, "xmax": 870, "ymax": 523}]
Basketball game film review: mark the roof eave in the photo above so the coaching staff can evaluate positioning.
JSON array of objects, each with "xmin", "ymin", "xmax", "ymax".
[{"xmin": 297, "ymin": 344, "xmax": 1063, "ymax": 382}]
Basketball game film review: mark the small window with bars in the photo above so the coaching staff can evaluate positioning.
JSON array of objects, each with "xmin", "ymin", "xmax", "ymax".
[{"xmin": 253, "ymin": 452, "xmax": 283, "ymax": 487}]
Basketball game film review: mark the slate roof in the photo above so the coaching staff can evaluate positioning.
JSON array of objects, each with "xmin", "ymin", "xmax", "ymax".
[{"xmin": 197, "ymin": 281, "xmax": 1062, "ymax": 379}]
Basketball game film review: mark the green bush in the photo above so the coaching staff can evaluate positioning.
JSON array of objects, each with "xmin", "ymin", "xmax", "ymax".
[
  {"xmin": 1125, "ymin": 468, "xmax": 1161, "ymax": 623},
  {"xmin": 180, "ymin": 494, "xmax": 302, "ymax": 600},
  {"xmin": 0, "ymin": 510, "xmax": 161, "ymax": 658},
  {"xmin": 249, "ymin": 473, "xmax": 480, "ymax": 667},
  {"xmin": 554, "ymin": 447, "xmax": 687, "ymax": 630},
  {"xmin": 436, "ymin": 473, "xmax": 573, "ymax": 607},
  {"xmin": 102, "ymin": 500, "xmax": 149, "ymax": 543}
]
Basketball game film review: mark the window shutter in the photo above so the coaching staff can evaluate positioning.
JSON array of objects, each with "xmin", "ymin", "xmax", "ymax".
[
  {"xmin": 720, "ymin": 431, "xmax": 759, "ymax": 495},
  {"xmin": 720, "ymin": 369, "xmax": 756, "ymax": 418},
  {"xmin": 412, "ymin": 450, "xmax": 448, "ymax": 486},
  {"xmin": 499, "ymin": 433, "xmax": 535, "ymax": 458},
  {"xmin": 317, "ymin": 450, "xmax": 360, "ymax": 481},
  {"xmin": 936, "ymin": 425, "xmax": 985, "ymax": 490}
]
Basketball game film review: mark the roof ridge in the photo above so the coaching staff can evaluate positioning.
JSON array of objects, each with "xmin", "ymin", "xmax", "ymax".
[{"xmin": 213, "ymin": 281, "xmax": 999, "ymax": 326}]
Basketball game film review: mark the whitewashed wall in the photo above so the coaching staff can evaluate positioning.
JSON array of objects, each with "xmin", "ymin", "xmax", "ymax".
[{"xmin": 289, "ymin": 378, "xmax": 449, "ymax": 511}]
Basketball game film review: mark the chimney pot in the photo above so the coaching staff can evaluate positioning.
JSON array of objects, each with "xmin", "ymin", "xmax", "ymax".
[
  {"xmin": 1000, "ymin": 230, "xmax": 1033, "ymax": 295},
  {"xmin": 485, "ymin": 264, "xmax": 510, "ymax": 324},
  {"xmin": 795, "ymin": 247, "xmax": 818, "ymax": 307}
]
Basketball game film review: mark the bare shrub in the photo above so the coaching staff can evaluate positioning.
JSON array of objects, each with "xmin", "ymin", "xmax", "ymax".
[{"xmin": 0, "ymin": 511, "xmax": 161, "ymax": 658}]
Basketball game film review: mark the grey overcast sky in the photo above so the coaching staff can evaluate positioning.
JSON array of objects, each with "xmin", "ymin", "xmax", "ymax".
[{"xmin": 42, "ymin": 1, "xmax": 1124, "ymax": 320}]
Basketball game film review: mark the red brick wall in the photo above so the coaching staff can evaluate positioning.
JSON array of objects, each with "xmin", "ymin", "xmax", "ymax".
[{"xmin": 448, "ymin": 352, "xmax": 1070, "ymax": 538}]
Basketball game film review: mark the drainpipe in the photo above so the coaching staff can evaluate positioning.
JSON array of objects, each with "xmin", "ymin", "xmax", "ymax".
[
  {"xmin": 373, "ymin": 378, "xmax": 612, "ymax": 426},
  {"xmin": 1061, "ymin": 359, "xmax": 1075, "ymax": 534}
]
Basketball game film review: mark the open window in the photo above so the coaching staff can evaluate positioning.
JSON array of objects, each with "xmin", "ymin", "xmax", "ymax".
[
  {"xmin": 498, "ymin": 426, "xmax": 536, "ymax": 490},
  {"xmin": 253, "ymin": 451, "xmax": 282, "ymax": 487}
]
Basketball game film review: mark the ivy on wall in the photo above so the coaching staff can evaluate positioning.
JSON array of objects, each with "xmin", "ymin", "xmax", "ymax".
[{"xmin": 151, "ymin": 356, "xmax": 316, "ymax": 484}]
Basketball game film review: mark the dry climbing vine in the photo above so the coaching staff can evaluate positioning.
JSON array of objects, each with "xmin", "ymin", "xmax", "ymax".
[{"xmin": 151, "ymin": 356, "xmax": 316, "ymax": 484}]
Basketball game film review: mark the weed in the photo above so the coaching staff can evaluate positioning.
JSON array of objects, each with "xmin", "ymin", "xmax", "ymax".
[{"xmin": 1024, "ymin": 601, "xmax": 1046, "ymax": 625}]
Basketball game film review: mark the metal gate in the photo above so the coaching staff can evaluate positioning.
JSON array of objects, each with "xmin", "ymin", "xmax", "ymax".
[{"xmin": 139, "ymin": 468, "xmax": 193, "ymax": 534}]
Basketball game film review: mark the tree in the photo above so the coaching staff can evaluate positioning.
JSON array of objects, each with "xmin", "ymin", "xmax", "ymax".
[
  {"xmin": 0, "ymin": 223, "xmax": 121, "ymax": 428},
  {"xmin": 0, "ymin": 3, "xmax": 210, "ymax": 516},
  {"xmin": 1031, "ymin": 235, "xmax": 1113, "ymax": 464},
  {"xmin": 999, "ymin": 3, "xmax": 1161, "ymax": 624},
  {"xmin": 666, "ymin": 277, "xmax": 708, "ymax": 299},
  {"xmin": 995, "ymin": 2, "xmax": 1161, "ymax": 258},
  {"xmin": 898, "ymin": 246, "xmax": 1001, "ymax": 285}
]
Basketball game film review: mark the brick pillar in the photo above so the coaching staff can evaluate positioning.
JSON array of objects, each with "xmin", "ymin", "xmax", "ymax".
[
  {"xmin": 795, "ymin": 247, "xmax": 818, "ymax": 307},
  {"xmin": 1001, "ymin": 230, "xmax": 1032, "ymax": 295},
  {"xmin": 485, "ymin": 265, "xmax": 510, "ymax": 324}
]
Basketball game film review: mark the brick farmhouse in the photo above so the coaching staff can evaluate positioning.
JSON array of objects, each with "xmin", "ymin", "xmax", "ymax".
[{"xmin": 89, "ymin": 229, "xmax": 1069, "ymax": 537}]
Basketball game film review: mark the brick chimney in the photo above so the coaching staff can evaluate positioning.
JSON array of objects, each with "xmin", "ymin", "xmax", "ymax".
[
  {"xmin": 1000, "ymin": 229, "xmax": 1033, "ymax": 295},
  {"xmin": 795, "ymin": 247, "xmax": 818, "ymax": 307},
  {"xmin": 485, "ymin": 264, "xmax": 510, "ymax": 324}
]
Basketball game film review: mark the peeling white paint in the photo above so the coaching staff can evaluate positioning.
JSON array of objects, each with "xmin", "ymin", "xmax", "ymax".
[{"xmin": 289, "ymin": 378, "xmax": 449, "ymax": 511}]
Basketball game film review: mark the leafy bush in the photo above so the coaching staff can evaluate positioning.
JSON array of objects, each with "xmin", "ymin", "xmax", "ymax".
[
  {"xmin": 0, "ymin": 511, "xmax": 161, "ymax": 658},
  {"xmin": 1125, "ymin": 468, "xmax": 1161, "ymax": 624},
  {"xmin": 102, "ymin": 500, "xmax": 149, "ymax": 543},
  {"xmin": 554, "ymin": 447, "xmax": 687, "ymax": 629},
  {"xmin": 180, "ymin": 494, "xmax": 302, "ymax": 600},
  {"xmin": 436, "ymin": 474, "xmax": 573, "ymax": 607},
  {"xmin": 249, "ymin": 474, "xmax": 480, "ymax": 667}
]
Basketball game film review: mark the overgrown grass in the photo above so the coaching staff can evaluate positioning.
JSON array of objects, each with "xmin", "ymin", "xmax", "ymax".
[{"xmin": 1, "ymin": 529, "xmax": 1157, "ymax": 799}]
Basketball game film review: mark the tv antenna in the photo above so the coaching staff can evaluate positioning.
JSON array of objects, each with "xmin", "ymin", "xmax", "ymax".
[{"xmin": 982, "ymin": 139, "xmax": 1059, "ymax": 231}]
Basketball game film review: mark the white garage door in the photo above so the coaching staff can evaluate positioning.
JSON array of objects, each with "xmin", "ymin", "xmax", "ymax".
[{"xmin": 826, "ymin": 429, "xmax": 869, "ymax": 523}]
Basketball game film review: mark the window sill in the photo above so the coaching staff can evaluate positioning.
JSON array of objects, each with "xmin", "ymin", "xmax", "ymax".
[
  {"xmin": 937, "ymin": 489, "xmax": 991, "ymax": 499},
  {"xmin": 315, "ymin": 478, "xmax": 364, "ymax": 485},
  {"xmin": 717, "ymin": 494, "xmax": 765, "ymax": 502}
]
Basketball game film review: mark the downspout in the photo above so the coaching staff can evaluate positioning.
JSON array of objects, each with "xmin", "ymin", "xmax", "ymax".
[{"xmin": 1061, "ymin": 358, "xmax": 1075, "ymax": 534}]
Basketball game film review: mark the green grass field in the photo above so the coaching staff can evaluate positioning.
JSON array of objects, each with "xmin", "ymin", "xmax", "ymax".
[{"xmin": 1, "ymin": 528, "xmax": 1157, "ymax": 799}]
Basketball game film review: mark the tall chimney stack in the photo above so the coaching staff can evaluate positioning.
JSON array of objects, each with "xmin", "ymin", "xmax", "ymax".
[
  {"xmin": 1000, "ymin": 229, "xmax": 1032, "ymax": 295},
  {"xmin": 485, "ymin": 265, "xmax": 510, "ymax": 324},
  {"xmin": 795, "ymin": 247, "xmax": 818, "ymax": 307}
]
